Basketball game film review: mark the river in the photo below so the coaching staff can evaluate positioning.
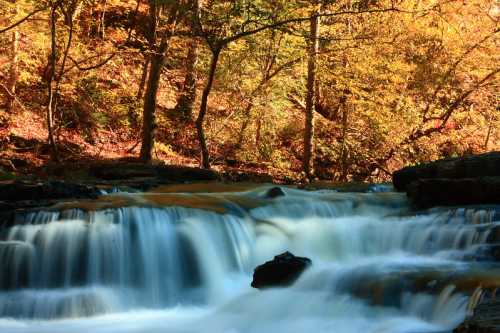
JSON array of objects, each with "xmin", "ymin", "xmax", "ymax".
[{"xmin": 1, "ymin": 185, "xmax": 499, "ymax": 333}]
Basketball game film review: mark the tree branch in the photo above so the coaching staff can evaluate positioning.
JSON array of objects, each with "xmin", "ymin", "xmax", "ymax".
[
  {"xmin": 221, "ymin": 6, "xmax": 424, "ymax": 46},
  {"xmin": 0, "ymin": 7, "xmax": 48, "ymax": 34}
]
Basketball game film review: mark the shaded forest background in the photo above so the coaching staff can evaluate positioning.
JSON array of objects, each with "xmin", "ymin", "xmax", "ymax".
[{"xmin": 0, "ymin": 0, "xmax": 498, "ymax": 183}]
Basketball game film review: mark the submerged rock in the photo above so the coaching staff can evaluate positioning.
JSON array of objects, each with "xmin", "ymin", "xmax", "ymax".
[
  {"xmin": 264, "ymin": 187, "xmax": 285, "ymax": 199},
  {"xmin": 251, "ymin": 251, "xmax": 312, "ymax": 289}
]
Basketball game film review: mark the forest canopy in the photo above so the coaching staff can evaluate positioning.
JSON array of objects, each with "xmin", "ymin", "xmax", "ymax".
[{"xmin": 0, "ymin": 0, "xmax": 498, "ymax": 182}]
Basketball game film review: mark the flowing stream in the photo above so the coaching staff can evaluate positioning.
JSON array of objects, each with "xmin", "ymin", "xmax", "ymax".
[{"xmin": 1, "ymin": 185, "xmax": 500, "ymax": 333}]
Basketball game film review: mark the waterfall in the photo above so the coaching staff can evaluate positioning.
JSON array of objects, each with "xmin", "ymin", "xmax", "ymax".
[{"xmin": 1, "ymin": 186, "xmax": 499, "ymax": 332}]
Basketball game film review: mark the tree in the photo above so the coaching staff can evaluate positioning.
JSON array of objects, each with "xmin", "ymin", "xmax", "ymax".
[
  {"xmin": 174, "ymin": 0, "xmax": 200, "ymax": 121},
  {"xmin": 193, "ymin": 0, "xmax": 306, "ymax": 169},
  {"xmin": 6, "ymin": 0, "xmax": 20, "ymax": 113},
  {"xmin": 303, "ymin": 1, "xmax": 320, "ymax": 179},
  {"xmin": 139, "ymin": 0, "xmax": 181, "ymax": 162},
  {"xmin": 44, "ymin": 0, "xmax": 83, "ymax": 160}
]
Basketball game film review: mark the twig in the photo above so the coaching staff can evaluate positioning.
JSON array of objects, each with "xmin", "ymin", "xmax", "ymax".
[{"xmin": 0, "ymin": 82, "xmax": 29, "ymax": 113}]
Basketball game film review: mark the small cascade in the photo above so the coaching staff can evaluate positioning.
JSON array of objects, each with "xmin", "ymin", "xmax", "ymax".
[{"xmin": 1, "ymin": 187, "xmax": 499, "ymax": 332}]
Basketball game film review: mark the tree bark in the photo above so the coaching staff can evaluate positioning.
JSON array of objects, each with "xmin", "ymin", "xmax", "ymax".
[
  {"xmin": 175, "ymin": 0, "xmax": 200, "ymax": 122},
  {"xmin": 140, "ymin": 53, "xmax": 164, "ymax": 162},
  {"xmin": 139, "ymin": 2, "xmax": 178, "ymax": 162},
  {"xmin": 340, "ymin": 101, "xmax": 349, "ymax": 181},
  {"xmin": 175, "ymin": 38, "xmax": 198, "ymax": 121},
  {"xmin": 6, "ymin": 2, "xmax": 19, "ymax": 113},
  {"xmin": 303, "ymin": 6, "xmax": 320, "ymax": 179},
  {"xmin": 46, "ymin": 5, "xmax": 59, "ymax": 160},
  {"xmin": 196, "ymin": 47, "xmax": 221, "ymax": 169},
  {"xmin": 137, "ymin": 56, "xmax": 150, "ymax": 100}
]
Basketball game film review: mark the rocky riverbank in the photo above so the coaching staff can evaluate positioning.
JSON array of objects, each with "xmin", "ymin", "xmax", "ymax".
[
  {"xmin": 393, "ymin": 152, "xmax": 500, "ymax": 208},
  {"xmin": 393, "ymin": 152, "xmax": 500, "ymax": 332}
]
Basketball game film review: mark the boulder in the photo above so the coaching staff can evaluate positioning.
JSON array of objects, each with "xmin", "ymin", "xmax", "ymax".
[
  {"xmin": 251, "ymin": 251, "xmax": 312, "ymax": 289},
  {"xmin": 264, "ymin": 187, "xmax": 285, "ymax": 199},
  {"xmin": 393, "ymin": 152, "xmax": 500, "ymax": 192},
  {"xmin": 0, "ymin": 181, "xmax": 101, "ymax": 202},
  {"xmin": 407, "ymin": 177, "xmax": 500, "ymax": 209},
  {"xmin": 454, "ymin": 300, "xmax": 500, "ymax": 333}
]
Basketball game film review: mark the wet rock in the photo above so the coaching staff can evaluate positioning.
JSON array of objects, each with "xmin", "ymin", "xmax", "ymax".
[
  {"xmin": 407, "ymin": 177, "xmax": 500, "ymax": 209},
  {"xmin": 251, "ymin": 251, "xmax": 312, "ymax": 289},
  {"xmin": 464, "ymin": 245, "xmax": 500, "ymax": 262},
  {"xmin": 454, "ymin": 300, "xmax": 500, "ymax": 333},
  {"xmin": 0, "ymin": 181, "xmax": 101, "ymax": 202},
  {"xmin": 393, "ymin": 152, "xmax": 500, "ymax": 192},
  {"xmin": 264, "ymin": 187, "xmax": 285, "ymax": 199}
]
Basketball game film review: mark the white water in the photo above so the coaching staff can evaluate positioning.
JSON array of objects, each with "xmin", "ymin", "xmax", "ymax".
[{"xmin": 1, "ymin": 187, "xmax": 499, "ymax": 333}]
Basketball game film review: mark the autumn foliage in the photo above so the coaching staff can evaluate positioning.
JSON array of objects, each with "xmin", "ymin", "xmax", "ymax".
[{"xmin": 0, "ymin": 0, "xmax": 498, "ymax": 182}]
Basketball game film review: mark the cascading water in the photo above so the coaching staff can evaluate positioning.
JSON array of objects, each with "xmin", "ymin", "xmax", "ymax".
[{"xmin": 1, "ymin": 186, "xmax": 500, "ymax": 333}]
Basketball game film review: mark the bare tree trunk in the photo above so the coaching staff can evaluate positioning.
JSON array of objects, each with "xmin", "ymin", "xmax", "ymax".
[
  {"xmin": 196, "ymin": 47, "xmax": 220, "ymax": 169},
  {"xmin": 303, "ymin": 6, "xmax": 320, "ymax": 179},
  {"xmin": 99, "ymin": 0, "xmax": 107, "ymax": 39},
  {"xmin": 340, "ymin": 101, "xmax": 349, "ymax": 181},
  {"xmin": 139, "ymin": 2, "xmax": 178, "ymax": 162},
  {"xmin": 140, "ymin": 53, "xmax": 164, "ymax": 162},
  {"xmin": 6, "ymin": 1, "xmax": 19, "ymax": 112},
  {"xmin": 137, "ymin": 56, "xmax": 150, "ymax": 100},
  {"xmin": 47, "ymin": 5, "xmax": 59, "ymax": 160},
  {"xmin": 175, "ymin": 39, "xmax": 198, "ymax": 121},
  {"xmin": 255, "ymin": 116, "xmax": 262, "ymax": 150}
]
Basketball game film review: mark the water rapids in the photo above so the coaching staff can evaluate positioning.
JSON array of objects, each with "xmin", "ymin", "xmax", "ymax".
[{"xmin": 1, "ymin": 185, "xmax": 500, "ymax": 333}]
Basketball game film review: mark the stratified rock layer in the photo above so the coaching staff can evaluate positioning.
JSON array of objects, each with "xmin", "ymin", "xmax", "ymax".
[
  {"xmin": 392, "ymin": 152, "xmax": 500, "ymax": 208},
  {"xmin": 393, "ymin": 152, "xmax": 500, "ymax": 192},
  {"xmin": 454, "ymin": 300, "xmax": 500, "ymax": 333}
]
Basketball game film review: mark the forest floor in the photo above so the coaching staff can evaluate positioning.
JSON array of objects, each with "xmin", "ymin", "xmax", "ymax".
[{"xmin": 0, "ymin": 109, "xmax": 291, "ymax": 183}]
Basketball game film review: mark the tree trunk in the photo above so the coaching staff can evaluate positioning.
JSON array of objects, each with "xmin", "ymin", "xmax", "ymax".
[
  {"xmin": 99, "ymin": 0, "xmax": 107, "ymax": 39},
  {"xmin": 303, "ymin": 7, "xmax": 320, "ymax": 179},
  {"xmin": 139, "ymin": 2, "xmax": 178, "ymax": 163},
  {"xmin": 175, "ymin": 39, "xmax": 198, "ymax": 121},
  {"xmin": 255, "ymin": 116, "xmax": 262, "ymax": 150},
  {"xmin": 6, "ymin": 1, "xmax": 19, "ymax": 112},
  {"xmin": 196, "ymin": 48, "xmax": 221, "ymax": 169},
  {"xmin": 46, "ymin": 5, "xmax": 59, "ymax": 161},
  {"xmin": 340, "ymin": 101, "xmax": 349, "ymax": 181},
  {"xmin": 137, "ymin": 56, "xmax": 150, "ymax": 100},
  {"xmin": 139, "ymin": 53, "xmax": 164, "ymax": 162}
]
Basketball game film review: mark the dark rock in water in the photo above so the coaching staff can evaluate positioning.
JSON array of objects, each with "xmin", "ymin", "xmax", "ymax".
[
  {"xmin": 251, "ymin": 251, "xmax": 311, "ymax": 289},
  {"xmin": 0, "ymin": 181, "xmax": 102, "ymax": 227},
  {"xmin": 393, "ymin": 152, "xmax": 500, "ymax": 192},
  {"xmin": 407, "ymin": 177, "xmax": 500, "ymax": 209},
  {"xmin": 0, "ymin": 181, "xmax": 100, "ymax": 202},
  {"xmin": 454, "ymin": 299, "xmax": 500, "ymax": 333},
  {"xmin": 265, "ymin": 187, "xmax": 285, "ymax": 199},
  {"xmin": 464, "ymin": 245, "xmax": 500, "ymax": 262}
]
